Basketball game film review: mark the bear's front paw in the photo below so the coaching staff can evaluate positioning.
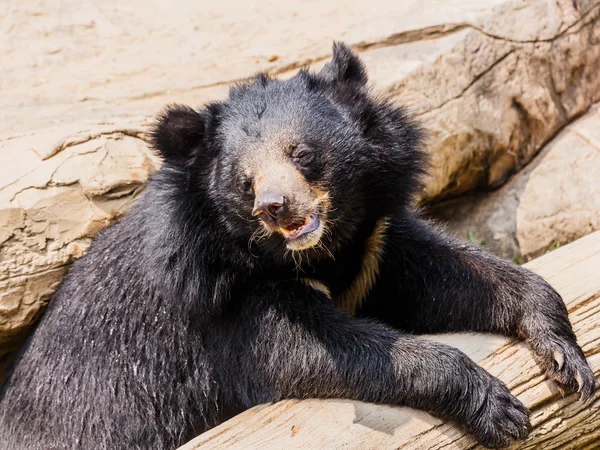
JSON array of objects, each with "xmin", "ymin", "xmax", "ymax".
[
  {"xmin": 466, "ymin": 376, "xmax": 531, "ymax": 448},
  {"xmin": 529, "ymin": 333, "xmax": 595, "ymax": 400},
  {"xmin": 521, "ymin": 279, "xmax": 596, "ymax": 400}
]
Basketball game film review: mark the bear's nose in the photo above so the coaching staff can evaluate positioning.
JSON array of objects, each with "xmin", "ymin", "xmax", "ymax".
[{"xmin": 252, "ymin": 191, "xmax": 287, "ymax": 219}]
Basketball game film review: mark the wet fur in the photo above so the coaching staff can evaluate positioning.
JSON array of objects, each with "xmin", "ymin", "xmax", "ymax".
[{"xmin": 0, "ymin": 43, "xmax": 594, "ymax": 450}]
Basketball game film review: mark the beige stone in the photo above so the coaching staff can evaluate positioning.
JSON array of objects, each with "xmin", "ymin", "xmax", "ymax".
[
  {"xmin": 2, "ymin": 0, "xmax": 600, "ymax": 200},
  {"xmin": 430, "ymin": 102, "xmax": 600, "ymax": 263},
  {"xmin": 517, "ymin": 110, "xmax": 600, "ymax": 260},
  {"xmin": 0, "ymin": 121, "xmax": 160, "ymax": 355}
]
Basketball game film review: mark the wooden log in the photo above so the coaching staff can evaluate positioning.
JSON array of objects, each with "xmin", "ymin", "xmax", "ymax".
[{"xmin": 179, "ymin": 231, "xmax": 600, "ymax": 450}]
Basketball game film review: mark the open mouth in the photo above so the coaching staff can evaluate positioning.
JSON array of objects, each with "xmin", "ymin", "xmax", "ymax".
[{"xmin": 279, "ymin": 215, "xmax": 320, "ymax": 241}]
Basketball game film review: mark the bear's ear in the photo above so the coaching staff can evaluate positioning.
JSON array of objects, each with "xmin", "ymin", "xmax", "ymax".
[
  {"xmin": 318, "ymin": 42, "xmax": 367, "ymax": 86},
  {"xmin": 150, "ymin": 104, "xmax": 211, "ymax": 164}
]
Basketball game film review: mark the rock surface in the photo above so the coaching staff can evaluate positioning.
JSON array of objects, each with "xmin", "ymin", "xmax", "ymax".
[
  {"xmin": 430, "ymin": 102, "xmax": 600, "ymax": 263},
  {"xmin": 3, "ymin": 0, "xmax": 600, "ymax": 199},
  {"xmin": 0, "ymin": 120, "xmax": 160, "ymax": 360},
  {"xmin": 2, "ymin": 0, "xmax": 600, "ymax": 356}
]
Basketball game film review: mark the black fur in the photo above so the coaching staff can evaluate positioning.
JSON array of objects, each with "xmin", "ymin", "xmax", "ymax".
[{"xmin": 0, "ymin": 43, "xmax": 593, "ymax": 450}]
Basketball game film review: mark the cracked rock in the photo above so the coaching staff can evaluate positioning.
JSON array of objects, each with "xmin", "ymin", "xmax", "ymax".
[
  {"xmin": 430, "ymin": 103, "xmax": 600, "ymax": 263},
  {"xmin": 0, "ymin": 122, "xmax": 161, "ymax": 362}
]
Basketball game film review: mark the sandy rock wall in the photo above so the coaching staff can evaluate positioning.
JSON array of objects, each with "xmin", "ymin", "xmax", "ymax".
[
  {"xmin": 431, "ymin": 103, "xmax": 600, "ymax": 263},
  {"xmin": 4, "ymin": 0, "xmax": 600, "ymax": 199},
  {"xmin": 0, "ymin": 120, "xmax": 159, "ymax": 362},
  {"xmin": 1, "ymin": 0, "xmax": 600, "ymax": 358}
]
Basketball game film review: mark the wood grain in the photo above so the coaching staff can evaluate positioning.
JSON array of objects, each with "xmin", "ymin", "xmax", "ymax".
[{"xmin": 179, "ymin": 231, "xmax": 600, "ymax": 450}]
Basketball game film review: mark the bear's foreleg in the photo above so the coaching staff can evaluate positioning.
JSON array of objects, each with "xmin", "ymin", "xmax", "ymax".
[
  {"xmin": 362, "ymin": 215, "xmax": 595, "ymax": 399},
  {"xmin": 227, "ymin": 281, "xmax": 530, "ymax": 448}
]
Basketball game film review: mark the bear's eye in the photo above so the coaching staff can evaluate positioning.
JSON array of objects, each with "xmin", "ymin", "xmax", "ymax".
[
  {"xmin": 290, "ymin": 145, "xmax": 314, "ymax": 165},
  {"xmin": 238, "ymin": 177, "xmax": 254, "ymax": 198}
]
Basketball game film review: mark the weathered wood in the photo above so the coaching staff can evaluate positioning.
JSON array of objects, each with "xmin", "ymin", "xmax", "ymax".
[{"xmin": 179, "ymin": 231, "xmax": 600, "ymax": 449}]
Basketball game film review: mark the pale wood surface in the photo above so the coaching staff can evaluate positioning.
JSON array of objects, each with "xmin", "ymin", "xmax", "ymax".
[{"xmin": 180, "ymin": 231, "xmax": 600, "ymax": 449}]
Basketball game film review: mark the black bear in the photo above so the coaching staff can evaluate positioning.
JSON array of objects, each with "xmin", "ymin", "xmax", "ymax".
[{"xmin": 0, "ymin": 43, "xmax": 594, "ymax": 450}]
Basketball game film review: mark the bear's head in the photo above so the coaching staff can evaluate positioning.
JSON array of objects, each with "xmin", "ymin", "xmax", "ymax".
[{"xmin": 151, "ymin": 43, "xmax": 425, "ymax": 262}]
